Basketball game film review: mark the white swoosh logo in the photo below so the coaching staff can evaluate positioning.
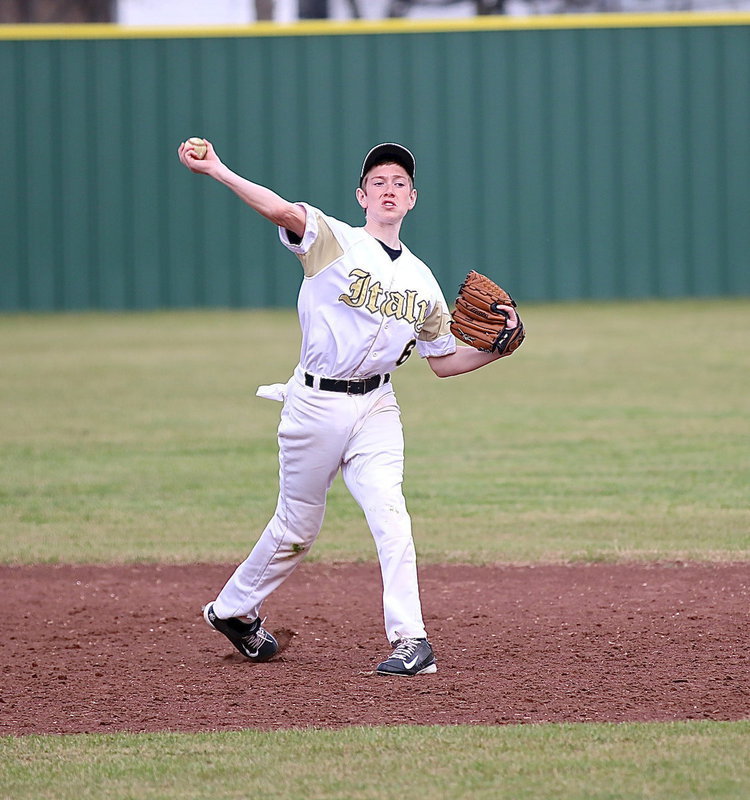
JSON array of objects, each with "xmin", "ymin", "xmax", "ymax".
[{"xmin": 403, "ymin": 654, "xmax": 420, "ymax": 670}]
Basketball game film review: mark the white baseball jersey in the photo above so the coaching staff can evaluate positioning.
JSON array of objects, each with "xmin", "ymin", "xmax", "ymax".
[{"xmin": 279, "ymin": 203, "xmax": 456, "ymax": 379}]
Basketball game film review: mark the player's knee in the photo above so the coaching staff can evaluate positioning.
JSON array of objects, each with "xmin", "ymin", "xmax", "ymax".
[{"xmin": 271, "ymin": 504, "xmax": 325, "ymax": 551}]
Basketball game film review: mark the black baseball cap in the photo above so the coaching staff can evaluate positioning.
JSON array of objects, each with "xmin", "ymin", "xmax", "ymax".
[{"xmin": 360, "ymin": 142, "xmax": 416, "ymax": 186}]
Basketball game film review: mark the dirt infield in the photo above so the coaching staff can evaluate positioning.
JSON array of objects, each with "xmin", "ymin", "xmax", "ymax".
[{"xmin": 1, "ymin": 562, "xmax": 748, "ymax": 735}]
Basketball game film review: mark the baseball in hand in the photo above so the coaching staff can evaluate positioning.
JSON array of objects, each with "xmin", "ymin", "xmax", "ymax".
[{"xmin": 187, "ymin": 137, "xmax": 207, "ymax": 159}]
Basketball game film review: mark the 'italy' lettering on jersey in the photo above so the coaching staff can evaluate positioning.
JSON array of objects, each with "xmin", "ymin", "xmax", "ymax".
[{"xmin": 338, "ymin": 268, "xmax": 430, "ymax": 332}]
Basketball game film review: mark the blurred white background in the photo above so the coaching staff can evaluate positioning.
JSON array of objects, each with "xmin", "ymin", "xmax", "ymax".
[
  {"xmin": 3, "ymin": 0, "xmax": 748, "ymax": 25},
  {"xmin": 116, "ymin": 0, "xmax": 750, "ymax": 25}
]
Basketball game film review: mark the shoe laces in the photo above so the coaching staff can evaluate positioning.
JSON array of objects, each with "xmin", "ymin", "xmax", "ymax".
[
  {"xmin": 241, "ymin": 616, "xmax": 269, "ymax": 648},
  {"xmin": 391, "ymin": 638, "xmax": 421, "ymax": 661}
]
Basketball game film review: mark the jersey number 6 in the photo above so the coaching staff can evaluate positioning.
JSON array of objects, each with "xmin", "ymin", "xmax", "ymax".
[{"xmin": 395, "ymin": 339, "xmax": 417, "ymax": 367}]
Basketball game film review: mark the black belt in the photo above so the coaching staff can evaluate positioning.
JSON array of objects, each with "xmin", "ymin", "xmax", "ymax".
[{"xmin": 304, "ymin": 372, "xmax": 390, "ymax": 395}]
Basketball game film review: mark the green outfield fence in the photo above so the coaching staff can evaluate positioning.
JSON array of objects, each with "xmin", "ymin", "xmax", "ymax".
[{"xmin": 2, "ymin": 13, "xmax": 749, "ymax": 311}]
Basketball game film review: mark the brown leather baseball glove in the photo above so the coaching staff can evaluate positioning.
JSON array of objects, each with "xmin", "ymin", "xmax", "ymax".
[{"xmin": 450, "ymin": 270, "xmax": 526, "ymax": 356}]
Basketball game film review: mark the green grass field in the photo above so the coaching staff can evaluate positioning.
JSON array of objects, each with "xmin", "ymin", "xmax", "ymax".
[
  {"xmin": 1, "ymin": 300, "xmax": 748, "ymax": 564},
  {"xmin": 3, "ymin": 722, "xmax": 750, "ymax": 800},
  {"xmin": 1, "ymin": 300, "xmax": 749, "ymax": 799}
]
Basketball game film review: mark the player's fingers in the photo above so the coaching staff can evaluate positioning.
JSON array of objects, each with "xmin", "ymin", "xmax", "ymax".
[
  {"xmin": 179, "ymin": 151, "xmax": 201, "ymax": 173},
  {"xmin": 178, "ymin": 142, "xmax": 194, "ymax": 164},
  {"xmin": 180, "ymin": 144, "xmax": 204, "ymax": 168},
  {"xmin": 496, "ymin": 304, "xmax": 518, "ymax": 328}
]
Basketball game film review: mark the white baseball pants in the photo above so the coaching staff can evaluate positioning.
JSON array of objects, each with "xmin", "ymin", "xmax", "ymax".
[{"xmin": 212, "ymin": 365, "xmax": 428, "ymax": 644}]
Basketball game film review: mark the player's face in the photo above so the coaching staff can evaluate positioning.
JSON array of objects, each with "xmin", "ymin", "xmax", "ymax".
[{"xmin": 356, "ymin": 163, "xmax": 416, "ymax": 222}]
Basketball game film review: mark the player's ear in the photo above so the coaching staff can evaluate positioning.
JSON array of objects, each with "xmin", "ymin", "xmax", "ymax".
[
  {"xmin": 408, "ymin": 188, "xmax": 417, "ymax": 209},
  {"xmin": 356, "ymin": 186, "xmax": 367, "ymax": 209}
]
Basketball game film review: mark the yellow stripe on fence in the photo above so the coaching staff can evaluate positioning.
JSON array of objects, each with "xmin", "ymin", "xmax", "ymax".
[{"xmin": 1, "ymin": 11, "xmax": 750, "ymax": 41}]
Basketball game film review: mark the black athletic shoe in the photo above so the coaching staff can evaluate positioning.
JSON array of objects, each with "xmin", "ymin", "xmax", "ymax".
[
  {"xmin": 203, "ymin": 603, "xmax": 278, "ymax": 662},
  {"xmin": 376, "ymin": 637, "xmax": 437, "ymax": 676}
]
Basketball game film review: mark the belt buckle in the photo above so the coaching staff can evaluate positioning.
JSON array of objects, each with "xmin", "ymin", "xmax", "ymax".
[{"xmin": 348, "ymin": 378, "xmax": 367, "ymax": 395}]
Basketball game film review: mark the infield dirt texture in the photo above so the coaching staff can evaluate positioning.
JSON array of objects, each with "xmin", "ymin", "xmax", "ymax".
[{"xmin": 2, "ymin": 561, "xmax": 747, "ymax": 734}]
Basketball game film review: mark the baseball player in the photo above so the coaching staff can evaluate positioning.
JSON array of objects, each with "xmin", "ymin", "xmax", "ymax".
[{"xmin": 177, "ymin": 140, "xmax": 518, "ymax": 676}]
